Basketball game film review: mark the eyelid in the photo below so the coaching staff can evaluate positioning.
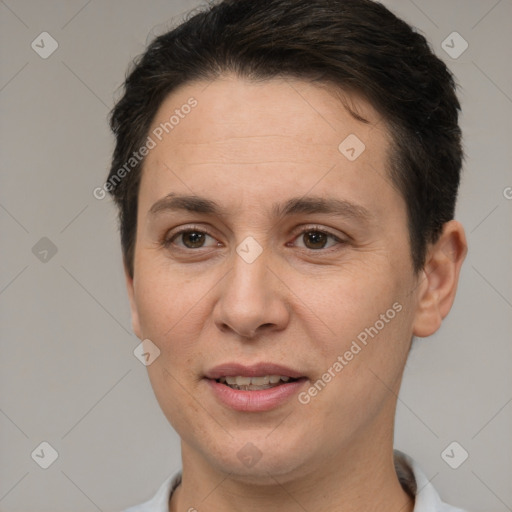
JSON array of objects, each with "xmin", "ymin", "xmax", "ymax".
[{"xmin": 290, "ymin": 224, "xmax": 345, "ymax": 240}]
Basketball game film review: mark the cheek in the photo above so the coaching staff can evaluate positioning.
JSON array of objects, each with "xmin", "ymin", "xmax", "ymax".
[
  {"xmin": 300, "ymin": 300, "xmax": 413, "ymax": 444},
  {"xmin": 133, "ymin": 258, "xmax": 207, "ymax": 342},
  {"xmin": 305, "ymin": 260, "xmax": 414, "ymax": 394},
  {"xmin": 311, "ymin": 263, "xmax": 403, "ymax": 340},
  {"xmin": 146, "ymin": 360, "xmax": 209, "ymax": 448}
]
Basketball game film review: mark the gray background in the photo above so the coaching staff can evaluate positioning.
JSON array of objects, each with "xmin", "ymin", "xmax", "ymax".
[{"xmin": 0, "ymin": 0, "xmax": 511, "ymax": 511}]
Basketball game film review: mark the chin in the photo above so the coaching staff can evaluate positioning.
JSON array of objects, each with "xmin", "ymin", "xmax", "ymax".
[
  {"xmin": 202, "ymin": 431, "xmax": 314, "ymax": 484},
  {"xmin": 216, "ymin": 458, "xmax": 309, "ymax": 486}
]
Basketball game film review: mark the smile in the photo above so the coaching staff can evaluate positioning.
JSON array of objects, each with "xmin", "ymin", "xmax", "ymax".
[
  {"xmin": 216, "ymin": 375, "xmax": 296, "ymax": 390},
  {"xmin": 204, "ymin": 363, "xmax": 307, "ymax": 411}
]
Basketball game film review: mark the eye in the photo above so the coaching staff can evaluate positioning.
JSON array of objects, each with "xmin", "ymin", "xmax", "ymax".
[
  {"xmin": 291, "ymin": 227, "xmax": 345, "ymax": 251},
  {"xmin": 163, "ymin": 225, "xmax": 345, "ymax": 252},
  {"xmin": 164, "ymin": 227, "xmax": 219, "ymax": 250}
]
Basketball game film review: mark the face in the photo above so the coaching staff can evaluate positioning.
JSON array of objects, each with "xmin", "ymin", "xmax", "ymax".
[{"xmin": 126, "ymin": 75, "xmax": 427, "ymax": 483}]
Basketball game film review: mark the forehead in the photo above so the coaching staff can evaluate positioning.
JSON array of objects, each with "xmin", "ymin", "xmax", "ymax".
[
  {"xmin": 150, "ymin": 74, "xmax": 387, "ymax": 156},
  {"xmin": 139, "ymin": 74, "xmax": 399, "ymax": 217}
]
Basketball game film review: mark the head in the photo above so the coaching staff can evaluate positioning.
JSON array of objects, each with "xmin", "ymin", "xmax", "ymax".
[{"xmin": 107, "ymin": 0, "xmax": 466, "ymax": 483}]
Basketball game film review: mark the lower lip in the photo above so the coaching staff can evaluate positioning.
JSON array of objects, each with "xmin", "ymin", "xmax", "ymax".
[{"xmin": 205, "ymin": 378, "xmax": 307, "ymax": 412}]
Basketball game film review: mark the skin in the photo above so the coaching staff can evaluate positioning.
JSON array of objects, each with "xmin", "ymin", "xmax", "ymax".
[{"xmin": 124, "ymin": 74, "xmax": 467, "ymax": 512}]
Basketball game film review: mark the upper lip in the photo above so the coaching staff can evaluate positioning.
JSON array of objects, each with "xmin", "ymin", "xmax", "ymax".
[{"xmin": 204, "ymin": 362, "xmax": 305, "ymax": 380}]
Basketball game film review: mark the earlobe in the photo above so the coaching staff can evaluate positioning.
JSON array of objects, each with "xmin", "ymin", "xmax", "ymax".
[
  {"xmin": 124, "ymin": 260, "xmax": 142, "ymax": 339},
  {"xmin": 412, "ymin": 221, "xmax": 467, "ymax": 338}
]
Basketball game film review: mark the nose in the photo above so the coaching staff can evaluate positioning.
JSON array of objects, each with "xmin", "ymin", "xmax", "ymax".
[{"xmin": 212, "ymin": 247, "xmax": 290, "ymax": 340}]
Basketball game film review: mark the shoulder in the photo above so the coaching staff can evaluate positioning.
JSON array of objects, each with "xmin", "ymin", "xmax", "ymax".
[
  {"xmin": 122, "ymin": 472, "xmax": 182, "ymax": 512},
  {"xmin": 394, "ymin": 449, "xmax": 468, "ymax": 512}
]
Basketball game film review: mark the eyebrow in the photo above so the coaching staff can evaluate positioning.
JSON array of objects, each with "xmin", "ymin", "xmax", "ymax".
[{"xmin": 148, "ymin": 193, "xmax": 372, "ymax": 222}]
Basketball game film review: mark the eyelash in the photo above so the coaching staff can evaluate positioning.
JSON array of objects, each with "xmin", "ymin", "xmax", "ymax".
[{"xmin": 162, "ymin": 224, "xmax": 346, "ymax": 253}]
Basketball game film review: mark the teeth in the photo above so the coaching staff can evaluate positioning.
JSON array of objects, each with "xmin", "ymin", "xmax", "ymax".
[
  {"xmin": 251, "ymin": 376, "xmax": 270, "ymax": 385},
  {"xmin": 218, "ymin": 375, "xmax": 294, "ymax": 386}
]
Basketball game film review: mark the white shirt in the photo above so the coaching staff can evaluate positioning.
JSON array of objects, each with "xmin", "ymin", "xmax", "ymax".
[{"xmin": 123, "ymin": 450, "xmax": 467, "ymax": 512}]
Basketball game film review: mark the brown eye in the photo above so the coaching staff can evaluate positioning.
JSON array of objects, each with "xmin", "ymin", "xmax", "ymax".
[
  {"xmin": 165, "ymin": 228, "xmax": 218, "ymax": 250},
  {"xmin": 180, "ymin": 231, "xmax": 207, "ymax": 248},
  {"xmin": 293, "ymin": 229, "xmax": 342, "ymax": 251},
  {"xmin": 303, "ymin": 231, "xmax": 329, "ymax": 249}
]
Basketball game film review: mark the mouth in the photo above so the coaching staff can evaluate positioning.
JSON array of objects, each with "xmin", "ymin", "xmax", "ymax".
[
  {"xmin": 204, "ymin": 362, "xmax": 307, "ymax": 411},
  {"xmin": 215, "ymin": 375, "xmax": 301, "ymax": 391}
]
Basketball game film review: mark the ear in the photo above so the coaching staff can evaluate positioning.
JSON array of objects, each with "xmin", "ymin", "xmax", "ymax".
[
  {"xmin": 124, "ymin": 259, "xmax": 142, "ymax": 339},
  {"xmin": 412, "ymin": 220, "xmax": 467, "ymax": 338}
]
